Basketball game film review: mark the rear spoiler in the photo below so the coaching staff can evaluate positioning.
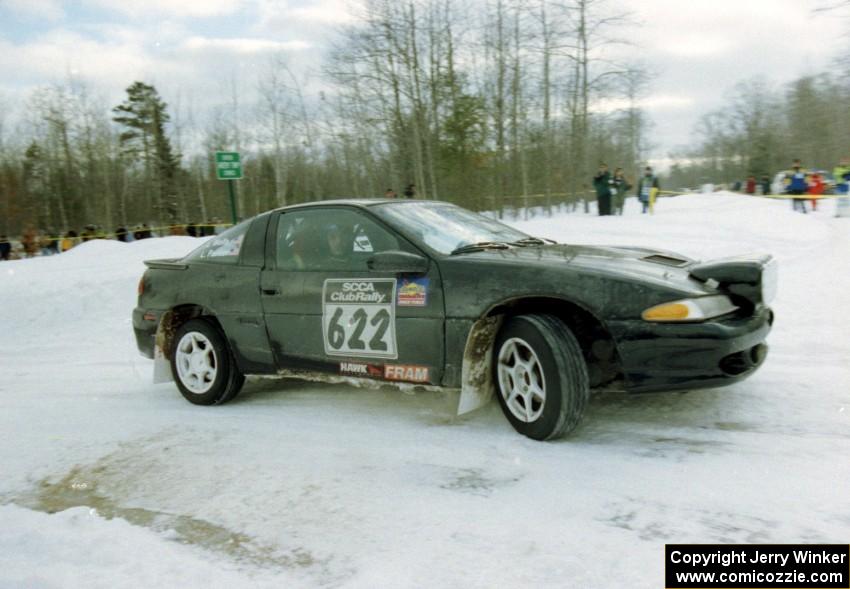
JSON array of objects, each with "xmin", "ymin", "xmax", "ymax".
[
  {"xmin": 690, "ymin": 254, "xmax": 777, "ymax": 305},
  {"xmin": 143, "ymin": 258, "xmax": 188, "ymax": 270}
]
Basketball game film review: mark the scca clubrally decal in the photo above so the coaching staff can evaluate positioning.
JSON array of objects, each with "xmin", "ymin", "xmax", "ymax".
[{"xmin": 322, "ymin": 279, "xmax": 397, "ymax": 359}]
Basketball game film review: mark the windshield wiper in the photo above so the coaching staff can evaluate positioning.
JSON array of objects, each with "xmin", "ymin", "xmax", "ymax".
[
  {"xmin": 450, "ymin": 241, "xmax": 511, "ymax": 255},
  {"xmin": 510, "ymin": 237, "xmax": 548, "ymax": 246}
]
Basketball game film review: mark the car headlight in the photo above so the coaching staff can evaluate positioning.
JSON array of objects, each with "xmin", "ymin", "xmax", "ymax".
[{"xmin": 642, "ymin": 295, "xmax": 739, "ymax": 322}]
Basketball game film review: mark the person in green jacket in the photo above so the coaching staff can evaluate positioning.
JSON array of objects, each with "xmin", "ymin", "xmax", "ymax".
[
  {"xmin": 592, "ymin": 163, "xmax": 613, "ymax": 216},
  {"xmin": 833, "ymin": 157, "xmax": 850, "ymax": 194},
  {"xmin": 835, "ymin": 157, "xmax": 850, "ymax": 218}
]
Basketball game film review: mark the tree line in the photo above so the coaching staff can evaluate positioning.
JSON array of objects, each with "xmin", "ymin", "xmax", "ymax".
[
  {"xmin": 0, "ymin": 0, "xmax": 651, "ymax": 236},
  {"xmin": 667, "ymin": 73, "xmax": 850, "ymax": 190}
]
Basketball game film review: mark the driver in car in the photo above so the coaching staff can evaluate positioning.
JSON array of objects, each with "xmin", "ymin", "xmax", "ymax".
[{"xmin": 326, "ymin": 223, "xmax": 351, "ymax": 265}]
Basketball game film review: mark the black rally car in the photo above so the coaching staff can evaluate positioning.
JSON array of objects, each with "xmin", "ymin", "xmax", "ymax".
[{"xmin": 134, "ymin": 199, "xmax": 776, "ymax": 440}]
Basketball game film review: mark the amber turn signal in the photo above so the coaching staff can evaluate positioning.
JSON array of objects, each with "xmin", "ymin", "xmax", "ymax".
[{"xmin": 642, "ymin": 302, "xmax": 690, "ymax": 321}]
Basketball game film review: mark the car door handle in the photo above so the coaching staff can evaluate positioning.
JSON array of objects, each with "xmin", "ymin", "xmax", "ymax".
[{"xmin": 262, "ymin": 288, "xmax": 281, "ymax": 296}]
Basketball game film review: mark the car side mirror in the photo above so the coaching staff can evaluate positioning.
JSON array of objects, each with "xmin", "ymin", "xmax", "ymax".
[{"xmin": 367, "ymin": 250, "xmax": 429, "ymax": 274}]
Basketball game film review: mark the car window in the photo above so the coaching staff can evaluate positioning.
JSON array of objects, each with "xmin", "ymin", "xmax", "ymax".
[
  {"xmin": 184, "ymin": 220, "xmax": 251, "ymax": 264},
  {"xmin": 275, "ymin": 208, "xmax": 403, "ymax": 271}
]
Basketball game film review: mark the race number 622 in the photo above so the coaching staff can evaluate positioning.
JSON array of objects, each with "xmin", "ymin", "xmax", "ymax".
[{"xmin": 322, "ymin": 279, "xmax": 397, "ymax": 359}]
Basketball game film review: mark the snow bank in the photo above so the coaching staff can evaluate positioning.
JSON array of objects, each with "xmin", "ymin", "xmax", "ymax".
[{"xmin": 512, "ymin": 192, "xmax": 831, "ymax": 262}]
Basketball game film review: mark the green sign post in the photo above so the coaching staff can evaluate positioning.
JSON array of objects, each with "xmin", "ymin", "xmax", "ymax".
[{"xmin": 215, "ymin": 151, "xmax": 242, "ymax": 224}]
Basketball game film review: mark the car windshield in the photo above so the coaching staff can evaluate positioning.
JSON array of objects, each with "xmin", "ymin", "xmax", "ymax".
[{"xmin": 372, "ymin": 201, "xmax": 530, "ymax": 255}]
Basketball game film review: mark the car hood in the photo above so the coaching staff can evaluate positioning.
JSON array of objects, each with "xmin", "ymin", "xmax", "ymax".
[{"xmin": 459, "ymin": 243, "xmax": 709, "ymax": 294}]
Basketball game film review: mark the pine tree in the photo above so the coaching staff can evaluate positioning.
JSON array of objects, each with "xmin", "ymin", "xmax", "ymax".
[{"xmin": 112, "ymin": 82, "xmax": 180, "ymax": 223}]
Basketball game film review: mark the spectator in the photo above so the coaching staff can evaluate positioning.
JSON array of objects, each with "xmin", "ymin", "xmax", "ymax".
[
  {"xmin": 808, "ymin": 172, "xmax": 824, "ymax": 211},
  {"xmin": 186, "ymin": 223, "xmax": 198, "ymax": 237},
  {"xmin": 384, "ymin": 188, "xmax": 398, "ymax": 198},
  {"xmin": 784, "ymin": 160, "xmax": 808, "ymax": 213},
  {"xmin": 61, "ymin": 230, "xmax": 77, "ymax": 252},
  {"xmin": 403, "ymin": 184, "xmax": 416, "ymax": 199},
  {"xmin": 21, "ymin": 226, "xmax": 38, "ymax": 258},
  {"xmin": 760, "ymin": 174, "xmax": 771, "ymax": 196},
  {"xmin": 39, "ymin": 231, "xmax": 55, "ymax": 256},
  {"xmin": 835, "ymin": 157, "xmax": 850, "ymax": 218},
  {"xmin": 80, "ymin": 225, "xmax": 96, "ymax": 242},
  {"xmin": 592, "ymin": 163, "xmax": 613, "ymax": 216},
  {"xmin": 832, "ymin": 157, "xmax": 850, "ymax": 197},
  {"xmin": 612, "ymin": 168, "xmax": 631, "ymax": 215},
  {"xmin": 198, "ymin": 221, "xmax": 213, "ymax": 237},
  {"xmin": 636, "ymin": 166, "xmax": 661, "ymax": 214},
  {"xmin": 115, "ymin": 226, "xmax": 129, "ymax": 242},
  {"xmin": 745, "ymin": 175, "xmax": 756, "ymax": 195},
  {"xmin": 0, "ymin": 235, "xmax": 10, "ymax": 261}
]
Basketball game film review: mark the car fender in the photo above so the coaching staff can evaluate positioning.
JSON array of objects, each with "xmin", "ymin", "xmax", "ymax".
[
  {"xmin": 456, "ymin": 294, "xmax": 620, "ymax": 414},
  {"xmin": 458, "ymin": 314, "xmax": 502, "ymax": 415},
  {"xmin": 152, "ymin": 305, "xmax": 215, "ymax": 383}
]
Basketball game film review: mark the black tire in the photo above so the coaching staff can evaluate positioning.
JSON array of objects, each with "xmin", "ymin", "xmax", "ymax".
[
  {"xmin": 170, "ymin": 318, "xmax": 245, "ymax": 405},
  {"xmin": 493, "ymin": 314, "xmax": 589, "ymax": 440}
]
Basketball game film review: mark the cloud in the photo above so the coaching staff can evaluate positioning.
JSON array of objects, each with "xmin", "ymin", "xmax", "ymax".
[
  {"xmin": 84, "ymin": 0, "xmax": 251, "ymax": 18},
  {"xmin": 623, "ymin": 0, "xmax": 846, "ymax": 153},
  {"xmin": 183, "ymin": 36, "xmax": 311, "ymax": 54},
  {"xmin": 258, "ymin": 0, "xmax": 359, "ymax": 27},
  {"xmin": 657, "ymin": 34, "xmax": 732, "ymax": 59},
  {"xmin": 3, "ymin": 0, "xmax": 64, "ymax": 21},
  {"xmin": 590, "ymin": 94, "xmax": 695, "ymax": 114},
  {"xmin": 0, "ymin": 31, "xmax": 153, "ymax": 88}
]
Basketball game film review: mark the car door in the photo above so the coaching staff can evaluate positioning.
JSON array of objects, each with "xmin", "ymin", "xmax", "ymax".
[
  {"xmin": 181, "ymin": 216, "xmax": 276, "ymax": 374},
  {"xmin": 260, "ymin": 206, "xmax": 446, "ymax": 385}
]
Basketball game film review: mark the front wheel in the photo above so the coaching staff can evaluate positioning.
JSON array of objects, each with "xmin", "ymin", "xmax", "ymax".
[
  {"xmin": 171, "ymin": 318, "xmax": 245, "ymax": 405},
  {"xmin": 493, "ymin": 314, "xmax": 589, "ymax": 440}
]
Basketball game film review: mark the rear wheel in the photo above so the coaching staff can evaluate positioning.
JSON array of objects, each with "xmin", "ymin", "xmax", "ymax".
[
  {"xmin": 494, "ymin": 314, "xmax": 589, "ymax": 440},
  {"xmin": 171, "ymin": 318, "xmax": 245, "ymax": 405}
]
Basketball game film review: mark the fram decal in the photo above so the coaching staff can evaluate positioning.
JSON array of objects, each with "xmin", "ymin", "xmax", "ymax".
[
  {"xmin": 397, "ymin": 277, "xmax": 429, "ymax": 307},
  {"xmin": 384, "ymin": 364, "xmax": 430, "ymax": 383},
  {"xmin": 339, "ymin": 362, "xmax": 384, "ymax": 378}
]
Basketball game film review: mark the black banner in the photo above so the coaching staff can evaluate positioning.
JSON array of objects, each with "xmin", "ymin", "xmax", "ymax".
[{"xmin": 666, "ymin": 544, "xmax": 849, "ymax": 588}]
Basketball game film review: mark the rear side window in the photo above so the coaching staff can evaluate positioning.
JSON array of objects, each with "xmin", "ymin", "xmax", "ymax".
[{"xmin": 185, "ymin": 220, "xmax": 251, "ymax": 264}]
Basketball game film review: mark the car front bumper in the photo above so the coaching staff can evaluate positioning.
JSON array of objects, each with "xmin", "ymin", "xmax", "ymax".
[{"xmin": 608, "ymin": 306, "xmax": 774, "ymax": 393}]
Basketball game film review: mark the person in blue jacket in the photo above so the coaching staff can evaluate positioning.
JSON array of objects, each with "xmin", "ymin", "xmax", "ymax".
[
  {"xmin": 785, "ymin": 160, "xmax": 809, "ymax": 213},
  {"xmin": 635, "ymin": 166, "xmax": 660, "ymax": 214}
]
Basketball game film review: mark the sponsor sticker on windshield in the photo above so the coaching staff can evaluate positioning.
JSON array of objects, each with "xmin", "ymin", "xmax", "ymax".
[{"xmin": 397, "ymin": 277, "xmax": 428, "ymax": 307}]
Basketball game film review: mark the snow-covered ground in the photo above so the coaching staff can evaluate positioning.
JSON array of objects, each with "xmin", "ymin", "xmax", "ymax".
[{"xmin": 1, "ymin": 193, "xmax": 848, "ymax": 588}]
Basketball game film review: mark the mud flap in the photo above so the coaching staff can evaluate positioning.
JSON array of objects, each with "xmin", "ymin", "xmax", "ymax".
[
  {"xmin": 153, "ymin": 344, "xmax": 173, "ymax": 384},
  {"xmin": 458, "ymin": 315, "xmax": 502, "ymax": 415}
]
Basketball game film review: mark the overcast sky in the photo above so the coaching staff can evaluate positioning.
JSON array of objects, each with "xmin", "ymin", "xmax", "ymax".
[{"xmin": 0, "ymin": 0, "xmax": 846, "ymax": 161}]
